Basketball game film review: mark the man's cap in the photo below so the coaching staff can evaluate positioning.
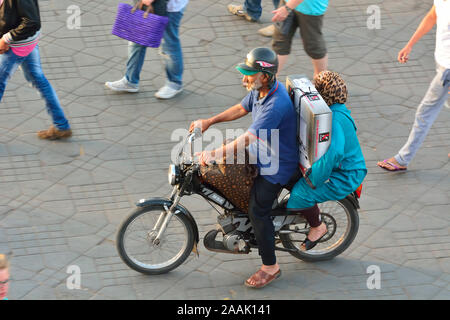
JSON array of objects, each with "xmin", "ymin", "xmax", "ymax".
[
  {"xmin": 236, "ymin": 64, "xmax": 260, "ymax": 76},
  {"xmin": 236, "ymin": 47, "xmax": 278, "ymax": 76}
]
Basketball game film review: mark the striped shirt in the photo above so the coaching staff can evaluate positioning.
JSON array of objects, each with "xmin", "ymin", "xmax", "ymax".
[{"xmin": 3, "ymin": 32, "xmax": 39, "ymax": 57}]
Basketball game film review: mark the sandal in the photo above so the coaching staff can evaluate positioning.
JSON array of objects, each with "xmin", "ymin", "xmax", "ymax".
[
  {"xmin": 301, "ymin": 223, "xmax": 328, "ymax": 251},
  {"xmin": 301, "ymin": 235, "xmax": 325, "ymax": 251},
  {"xmin": 244, "ymin": 269, "xmax": 281, "ymax": 289},
  {"xmin": 377, "ymin": 159, "xmax": 407, "ymax": 172}
]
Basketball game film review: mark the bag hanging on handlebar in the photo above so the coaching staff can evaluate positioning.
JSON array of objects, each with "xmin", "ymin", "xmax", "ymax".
[{"xmin": 199, "ymin": 140, "xmax": 258, "ymax": 214}]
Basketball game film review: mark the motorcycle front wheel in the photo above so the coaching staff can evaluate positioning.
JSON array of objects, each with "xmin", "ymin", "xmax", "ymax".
[
  {"xmin": 279, "ymin": 198, "xmax": 359, "ymax": 262},
  {"xmin": 116, "ymin": 204, "xmax": 195, "ymax": 275}
]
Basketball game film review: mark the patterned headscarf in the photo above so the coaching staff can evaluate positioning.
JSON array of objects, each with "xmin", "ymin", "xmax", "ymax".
[{"xmin": 314, "ymin": 71, "xmax": 348, "ymax": 106}]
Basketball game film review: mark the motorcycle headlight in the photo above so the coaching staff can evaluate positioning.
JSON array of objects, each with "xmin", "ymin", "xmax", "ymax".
[{"xmin": 168, "ymin": 164, "xmax": 180, "ymax": 185}]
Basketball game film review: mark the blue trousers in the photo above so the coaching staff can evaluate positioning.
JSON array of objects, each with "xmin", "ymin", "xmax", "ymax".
[
  {"xmin": 249, "ymin": 169, "xmax": 301, "ymax": 266},
  {"xmin": 287, "ymin": 169, "xmax": 366, "ymax": 209},
  {"xmin": 125, "ymin": 9, "xmax": 185, "ymax": 88},
  {"xmin": 244, "ymin": 0, "xmax": 280, "ymax": 20},
  {"xmin": 0, "ymin": 46, "xmax": 70, "ymax": 130},
  {"xmin": 395, "ymin": 63, "xmax": 450, "ymax": 166}
]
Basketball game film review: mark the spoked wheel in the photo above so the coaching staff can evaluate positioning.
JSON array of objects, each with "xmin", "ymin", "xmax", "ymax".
[
  {"xmin": 116, "ymin": 204, "xmax": 195, "ymax": 275},
  {"xmin": 279, "ymin": 198, "xmax": 359, "ymax": 262}
]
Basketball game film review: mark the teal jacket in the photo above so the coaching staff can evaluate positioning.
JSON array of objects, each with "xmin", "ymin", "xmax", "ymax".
[{"xmin": 308, "ymin": 103, "xmax": 367, "ymax": 188}]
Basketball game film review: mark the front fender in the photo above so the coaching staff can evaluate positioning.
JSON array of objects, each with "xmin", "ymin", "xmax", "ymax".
[{"xmin": 136, "ymin": 197, "xmax": 200, "ymax": 245}]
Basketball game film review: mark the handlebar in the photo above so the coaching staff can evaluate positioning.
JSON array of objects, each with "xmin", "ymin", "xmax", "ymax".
[
  {"xmin": 176, "ymin": 127, "xmax": 203, "ymax": 164},
  {"xmin": 192, "ymin": 127, "xmax": 202, "ymax": 137},
  {"xmin": 188, "ymin": 127, "xmax": 202, "ymax": 161}
]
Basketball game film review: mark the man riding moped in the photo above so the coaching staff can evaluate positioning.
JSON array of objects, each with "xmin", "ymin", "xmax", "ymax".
[
  {"xmin": 191, "ymin": 47, "xmax": 305, "ymax": 288},
  {"xmin": 116, "ymin": 50, "xmax": 365, "ymax": 283}
]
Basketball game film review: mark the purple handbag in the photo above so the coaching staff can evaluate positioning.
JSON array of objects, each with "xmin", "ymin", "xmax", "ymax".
[{"xmin": 112, "ymin": 2, "xmax": 169, "ymax": 48}]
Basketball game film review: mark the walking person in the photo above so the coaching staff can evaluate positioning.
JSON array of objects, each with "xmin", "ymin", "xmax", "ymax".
[
  {"xmin": 105, "ymin": 0, "xmax": 189, "ymax": 99},
  {"xmin": 271, "ymin": 0, "xmax": 329, "ymax": 78},
  {"xmin": 0, "ymin": 0, "xmax": 72, "ymax": 140},
  {"xmin": 378, "ymin": 1, "xmax": 450, "ymax": 171},
  {"xmin": 227, "ymin": 0, "xmax": 280, "ymax": 36}
]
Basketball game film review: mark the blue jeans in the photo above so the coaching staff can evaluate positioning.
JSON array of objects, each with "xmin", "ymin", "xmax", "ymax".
[
  {"xmin": 0, "ymin": 46, "xmax": 70, "ymax": 130},
  {"xmin": 243, "ymin": 0, "xmax": 280, "ymax": 20},
  {"xmin": 125, "ymin": 9, "xmax": 185, "ymax": 88},
  {"xmin": 395, "ymin": 63, "xmax": 450, "ymax": 166}
]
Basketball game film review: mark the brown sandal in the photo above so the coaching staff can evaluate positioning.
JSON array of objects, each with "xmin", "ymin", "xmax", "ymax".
[{"xmin": 244, "ymin": 269, "xmax": 281, "ymax": 289}]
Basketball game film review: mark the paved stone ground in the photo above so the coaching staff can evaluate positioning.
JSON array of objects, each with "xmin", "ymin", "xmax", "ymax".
[{"xmin": 0, "ymin": 0, "xmax": 449, "ymax": 300}]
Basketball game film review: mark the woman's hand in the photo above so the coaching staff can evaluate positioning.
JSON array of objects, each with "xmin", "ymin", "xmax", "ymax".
[
  {"xmin": 272, "ymin": 6, "xmax": 290, "ymax": 22},
  {"xmin": 398, "ymin": 45, "xmax": 412, "ymax": 64},
  {"xmin": 141, "ymin": 0, "xmax": 155, "ymax": 5},
  {"xmin": 0, "ymin": 38, "xmax": 10, "ymax": 54},
  {"xmin": 140, "ymin": 0, "xmax": 154, "ymax": 14}
]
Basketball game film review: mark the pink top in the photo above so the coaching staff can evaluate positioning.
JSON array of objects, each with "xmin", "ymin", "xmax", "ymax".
[
  {"xmin": 10, "ymin": 41, "xmax": 38, "ymax": 57},
  {"xmin": 1, "ymin": 0, "xmax": 39, "ymax": 57}
]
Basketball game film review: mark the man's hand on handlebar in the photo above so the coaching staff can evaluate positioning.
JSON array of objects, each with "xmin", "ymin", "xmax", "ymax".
[
  {"xmin": 195, "ymin": 150, "xmax": 217, "ymax": 166},
  {"xmin": 189, "ymin": 119, "xmax": 211, "ymax": 133}
]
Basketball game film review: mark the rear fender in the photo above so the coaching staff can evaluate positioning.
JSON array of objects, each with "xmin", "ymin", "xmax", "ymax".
[
  {"xmin": 345, "ymin": 193, "xmax": 360, "ymax": 210},
  {"xmin": 136, "ymin": 197, "xmax": 200, "ymax": 245}
]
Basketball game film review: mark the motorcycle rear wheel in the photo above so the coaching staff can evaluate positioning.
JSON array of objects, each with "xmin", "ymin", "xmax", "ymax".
[
  {"xmin": 279, "ymin": 198, "xmax": 359, "ymax": 262},
  {"xmin": 116, "ymin": 204, "xmax": 195, "ymax": 275}
]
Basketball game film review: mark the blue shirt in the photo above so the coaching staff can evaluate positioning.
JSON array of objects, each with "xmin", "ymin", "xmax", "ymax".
[
  {"xmin": 240, "ymin": 81, "xmax": 299, "ymax": 185},
  {"xmin": 285, "ymin": 0, "xmax": 329, "ymax": 16}
]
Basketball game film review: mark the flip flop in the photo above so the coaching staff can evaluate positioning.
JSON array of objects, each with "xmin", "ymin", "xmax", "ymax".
[
  {"xmin": 244, "ymin": 269, "xmax": 281, "ymax": 289},
  {"xmin": 301, "ymin": 235, "xmax": 324, "ymax": 251},
  {"xmin": 378, "ymin": 159, "xmax": 407, "ymax": 172},
  {"xmin": 301, "ymin": 228, "xmax": 328, "ymax": 251}
]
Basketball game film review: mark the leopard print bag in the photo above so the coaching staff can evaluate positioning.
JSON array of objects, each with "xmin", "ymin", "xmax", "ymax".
[{"xmin": 199, "ymin": 142, "xmax": 258, "ymax": 214}]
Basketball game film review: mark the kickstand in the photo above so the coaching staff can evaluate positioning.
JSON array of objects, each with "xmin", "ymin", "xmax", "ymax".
[{"xmin": 191, "ymin": 241, "xmax": 199, "ymax": 257}]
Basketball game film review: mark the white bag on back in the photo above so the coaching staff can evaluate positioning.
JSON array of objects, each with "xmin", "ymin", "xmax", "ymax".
[{"xmin": 286, "ymin": 75, "xmax": 332, "ymax": 172}]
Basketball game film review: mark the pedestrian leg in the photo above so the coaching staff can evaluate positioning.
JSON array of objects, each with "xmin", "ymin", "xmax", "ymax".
[
  {"xmin": 161, "ymin": 10, "xmax": 184, "ymax": 88},
  {"xmin": 21, "ymin": 46, "xmax": 70, "ymax": 131},
  {"xmin": 125, "ymin": 41, "xmax": 147, "ymax": 86},
  {"xmin": 0, "ymin": 50, "xmax": 23, "ymax": 100},
  {"xmin": 243, "ymin": 0, "xmax": 263, "ymax": 21},
  {"xmin": 395, "ymin": 65, "xmax": 450, "ymax": 166}
]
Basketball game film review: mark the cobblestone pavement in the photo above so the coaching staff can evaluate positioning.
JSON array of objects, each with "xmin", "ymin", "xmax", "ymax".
[{"xmin": 0, "ymin": 0, "xmax": 449, "ymax": 300}]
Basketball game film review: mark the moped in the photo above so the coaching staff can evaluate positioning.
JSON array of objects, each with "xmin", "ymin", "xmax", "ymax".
[{"xmin": 116, "ymin": 128, "xmax": 361, "ymax": 274}]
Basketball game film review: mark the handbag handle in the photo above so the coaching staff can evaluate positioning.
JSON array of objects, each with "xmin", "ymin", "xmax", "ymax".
[{"xmin": 131, "ymin": 0, "xmax": 154, "ymax": 18}]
